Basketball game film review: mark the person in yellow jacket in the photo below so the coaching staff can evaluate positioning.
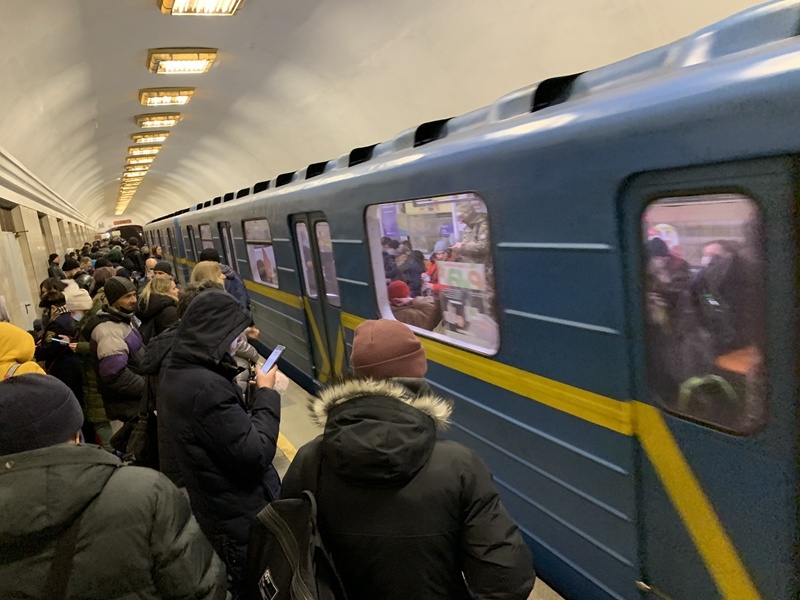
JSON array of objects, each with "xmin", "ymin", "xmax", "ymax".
[{"xmin": 0, "ymin": 322, "xmax": 46, "ymax": 379}]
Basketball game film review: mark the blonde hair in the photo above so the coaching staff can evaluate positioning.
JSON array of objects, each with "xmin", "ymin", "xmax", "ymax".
[
  {"xmin": 191, "ymin": 261, "xmax": 223, "ymax": 285},
  {"xmin": 139, "ymin": 277, "xmax": 176, "ymax": 311}
]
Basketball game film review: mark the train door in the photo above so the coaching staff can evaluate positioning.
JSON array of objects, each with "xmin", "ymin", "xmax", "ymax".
[
  {"xmin": 165, "ymin": 227, "xmax": 180, "ymax": 277},
  {"xmin": 623, "ymin": 158, "xmax": 798, "ymax": 600},
  {"xmin": 290, "ymin": 212, "xmax": 345, "ymax": 382},
  {"xmin": 218, "ymin": 221, "xmax": 238, "ymax": 272}
]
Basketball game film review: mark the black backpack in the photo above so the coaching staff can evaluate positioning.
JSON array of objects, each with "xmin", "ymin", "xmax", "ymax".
[{"xmin": 244, "ymin": 455, "xmax": 347, "ymax": 600}]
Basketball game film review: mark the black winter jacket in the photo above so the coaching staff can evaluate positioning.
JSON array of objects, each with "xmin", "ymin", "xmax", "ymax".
[
  {"xmin": 281, "ymin": 378, "xmax": 535, "ymax": 600},
  {"xmin": 143, "ymin": 325, "xmax": 183, "ymax": 486},
  {"xmin": 160, "ymin": 289, "xmax": 281, "ymax": 584},
  {"xmin": 0, "ymin": 444, "xmax": 226, "ymax": 600},
  {"xmin": 136, "ymin": 293, "xmax": 179, "ymax": 345}
]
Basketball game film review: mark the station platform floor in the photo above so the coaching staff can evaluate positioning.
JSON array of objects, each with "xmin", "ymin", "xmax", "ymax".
[{"xmin": 273, "ymin": 378, "xmax": 564, "ymax": 600}]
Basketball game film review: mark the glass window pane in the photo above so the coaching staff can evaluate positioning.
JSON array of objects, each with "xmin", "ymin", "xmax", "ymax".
[
  {"xmin": 244, "ymin": 219, "xmax": 272, "ymax": 243},
  {"xmin": 199, "ymin": 224, "xmax": 212, "ymax": 240},
  {"xmin": 315, "ymin": 222, "xmax": 340, "ymax": 307},
  {"xmin": 185, "ymin": 226, "xmax": 196, "ymax": 261},
  {"xmin": 295, "ymin": 222, "xmax": 318, "ymax": 298},
  {"xmin": 366, "ymin": 192, "xmax": 498, "ymax": 354},
  {"xmin": 243, "ymin": 219, "xmax": 278, "ymax": 287},
  {"xmin": 219, "ymin": 222, "xmax": 238, "ymax": 272},
  {"xmin": 642, "ymin": 193, "xmax": 767, "ymax": 433}
]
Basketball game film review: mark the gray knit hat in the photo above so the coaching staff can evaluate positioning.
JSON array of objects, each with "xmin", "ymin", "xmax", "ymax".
[
  {"xmin": 0, "ymin": 374, "xmax": 84, "ymax": 454},
  {"xmin": 103, "ymin": 276, "xmax": 136, "ymax": 306}
]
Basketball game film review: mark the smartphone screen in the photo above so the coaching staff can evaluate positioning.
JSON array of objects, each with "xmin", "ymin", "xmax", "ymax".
[
  {"xmin": 260, "ymin": 345, "xmax": 286, "ymax": 374},
  {"xmin": 51, "ymin": 337, "xmax": 70, "ymax": 345}
]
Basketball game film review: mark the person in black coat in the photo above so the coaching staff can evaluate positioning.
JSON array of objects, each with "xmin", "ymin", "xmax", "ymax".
[
  {"xmin": 159, "ymin": 288, "xmax": 281, "ymax": 592},
  {"xmin": 281, "ymin": 319, "xmax": 535, "ymax": 600}
]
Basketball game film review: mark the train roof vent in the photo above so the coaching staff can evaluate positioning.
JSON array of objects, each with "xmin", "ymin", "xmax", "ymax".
[
  {"xmin": 195, "ymin": 203, "xmax": 203, "ymax": 210},
  {"xmin": 236, "ymin": 187, "xmax": 250, "ymax": 198},
  {"xmin": 349, "ymin": 144, "xmax": 378, "ymax": 167},
  {"xmin": 531, "ymin": 73, "xmax": 583, "ymax": 112},
  {"xmin": 213, "ymin": 197, "xmax": 222, "ymax": 206},
  {"xmin": 414, "ymin": 118, "xmax": 452, "ymax": 147},
  {"xmin": 221, "ymin": 192, "xmax": 232, "ymax": 202},
  {"xmin": 275, "ymin": 171, "xmax": 295, "ymax": 187},
  {"xmin": 252, "ymin": 181, "xmax": 269, "ymax": 194},
  {"xmin": 447, "ymin": 106, "xmax": 492, "ymax": 133},
  {"xmin": 306, "ymin": 161, "xmax": 328, "ymax": 179},
  {"xmin": 203, "ymin": 201, "xmax": 211, "ymax": 208}
]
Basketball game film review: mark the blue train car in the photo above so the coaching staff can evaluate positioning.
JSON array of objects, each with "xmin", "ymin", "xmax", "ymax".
[{"xmin": 145, "ymin": 2, "xmax": 800, "ymax": 598}]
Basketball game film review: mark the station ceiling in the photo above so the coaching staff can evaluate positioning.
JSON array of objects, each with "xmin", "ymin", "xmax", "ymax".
[{"xmin": 0, "ymin": 0, "xmax": 758, "ymax": 227}]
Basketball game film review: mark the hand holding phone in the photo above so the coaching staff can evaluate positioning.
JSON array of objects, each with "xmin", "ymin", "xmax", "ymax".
[
  {"xmin": 51, "ymin": 337, "xmax": 70, "ymax": 345},
  {"xmin": 256, "ymin": 345, "xmax": 285, "ymax": 389}
]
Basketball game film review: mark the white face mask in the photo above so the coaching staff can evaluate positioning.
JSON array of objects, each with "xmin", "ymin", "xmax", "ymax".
[
  {"xmin": 71, "ymin": 312, "xmax": 85, "ymax": 322},
  {"xmin": 700, "ymin": 255, "xmax": 713, "ymax": 267}
]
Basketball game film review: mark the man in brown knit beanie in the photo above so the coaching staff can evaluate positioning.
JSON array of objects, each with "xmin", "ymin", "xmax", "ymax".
[{"xmin": 280, "ymin": 319, "xmax": 534, "ymax": 600}]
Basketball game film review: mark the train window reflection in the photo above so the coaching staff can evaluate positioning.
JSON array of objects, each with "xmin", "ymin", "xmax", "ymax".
[
  {"xmin": 315, "ymin": 222, "xmax": 340, "ymax": 307},
  {"xmin": 366, "ymin": 192, "xmax": 498, "ymax": 355},
  {"xmin": 295, "ymin": 222, "xmax": 317, "ymax": 299},
  {"xmin": 642, "ymin": 193, "xmax": 767, "ymax": 434},
  {"xmin": 199, "ymin": 224, "xmax": 215, "ymax": 250},
  {"xmin": 185, "ymin": 226, "xmax": 197, "ymax": 262},
  {"xmin": 243, "ymin": 219, "xmax": 278, "ymax": 288}
]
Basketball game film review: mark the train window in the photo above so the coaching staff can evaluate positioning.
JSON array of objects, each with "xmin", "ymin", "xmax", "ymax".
[
  {"xmin": 365, "ymin": 193, "xmax": 499, "ymax": 354},
  {"xmin": 218, "ymin": 222, "xmax": 238, "ymax": 272},
  {"xmin": 314, "ymin": 222, "xmax": 340, "ymax": 307},
  {"xmin": 642, "ymin": 193, "xmax": 767, "ymax": 434},
  {"xmin": 295, "ymin": 222, "xmax": 318, "ymax": 299},
  {"xmin": 185, "ymin": 226, "xmax": 198, "ymax": 262},
  {"xmin": 243, "ymin": 219, "xmax": 279, "ymax": 287},
  {"xmin": 165, "ymin": 228, "xmax": 175, "ymax": 257},
  {"xmin": 199, "ymin": 224, "xmax": 215, "ymax": 250}
]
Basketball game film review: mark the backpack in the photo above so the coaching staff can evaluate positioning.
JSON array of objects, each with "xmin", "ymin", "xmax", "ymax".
[{"xmin": 244, "ymin": 452, "xmax": 347, "ymax": 600}]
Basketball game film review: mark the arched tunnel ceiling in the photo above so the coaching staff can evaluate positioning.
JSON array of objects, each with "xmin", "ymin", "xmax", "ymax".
[{"xmin": 0, "ymin": 0, "xmax": 760, "ymax": 227}]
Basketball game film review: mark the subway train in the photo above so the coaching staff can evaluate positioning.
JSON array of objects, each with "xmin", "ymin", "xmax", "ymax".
[
  {"xmin": 102, "ymin": 224, "xmax": 145, "ymax": 246},
  {"xmin": 145, "ymin": 2, "xmax": 799, "ymax": 599}
]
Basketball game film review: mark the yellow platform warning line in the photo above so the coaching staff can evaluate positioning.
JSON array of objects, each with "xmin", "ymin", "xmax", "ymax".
[{"xmin": 277, "ymin": 432, "xmax": 298, "ymax": 462}]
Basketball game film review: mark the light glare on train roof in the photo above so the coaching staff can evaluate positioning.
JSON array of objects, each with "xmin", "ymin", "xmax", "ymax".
[
  {"xmin": 134, "ymin": 113, "xmax": 181, "ymax": 128},
  {"xmin": 159, "ymin": 0, "xmax": 245, "ymax": 16},
  {"xmin": 147, "ymin": 48, "xmax": 218, "ymax": 74},
  {"xmin": 139, "ymin": 88, "xmax": 195, "ymax": 107},
  {"xmin": 128, "ymin": 145, "xmax": 162, "ymax": 156}
]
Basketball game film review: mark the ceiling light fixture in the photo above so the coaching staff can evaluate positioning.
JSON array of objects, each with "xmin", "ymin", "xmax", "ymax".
[
  {"xmin": 139, "ymin": 87, "xmax": 195, "ymax": 107},
  {"xmin": 128, "ymin": 145, "xmax": 162, "ymax": 156},
  {"xmin": 126, "ymin": 156, "xmax": 155, "ymax": 166},
  {"xmin": 125, "ymin": 165, "xmax": 149, "ymax": 173},
  {"xmin": 134, "ymin": 113, "xmax": 181, "ymax": 128},
  {"xmin": 147, "ymin": 48, "xmax": 218, "ymax": 74},
  {"xmin": 123, "ymin": 172, "xmax": 146, "ymax": 179},
  {"xmin": 159, "ymin": 0, "xmax": 245, "ymax": 16},
  {"xmin": 131, "ymin": 132, "xmax": 169, "ymax": 144}
]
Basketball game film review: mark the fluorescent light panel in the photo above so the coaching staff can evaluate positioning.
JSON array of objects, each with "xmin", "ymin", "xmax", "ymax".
[
  {"xmin": 131, "ymin": 132, "xmax": 169, "ymax": 144},
  {"xmin": 126, "ymin": 156, "xmax": 154, "ymax": 166},
  {"xmin": 147, "ymin": 48, "xmax": 217, "ymax": 74},
  {"xmin": 128, "ymin": 145, "xmax": 162, "ymax": 156},
  {"xmin": 134, "ymin": 113, "xmax": 181, "ymax": 128},
  {"xmin": 159, "ymin": 0, "xmax": 245, "ymax": 16},
  {"xmin": 139, "ymin": 87, "xmax": 195, "ymax": 107}
]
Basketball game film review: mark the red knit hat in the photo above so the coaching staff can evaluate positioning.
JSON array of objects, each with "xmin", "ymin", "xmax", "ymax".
[
  {"xmin": 387, "ymin": 280, "xmax": 410, "ymax": 300},
  {"xmin": 350, "ymin": 319, "xmax": 427, "ymax": 379}
]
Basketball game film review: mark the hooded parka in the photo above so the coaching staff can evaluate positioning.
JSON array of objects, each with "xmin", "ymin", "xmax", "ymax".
[
  {"xmin": 0, "ymin": 322, "xmax": 45, "ymax": 378},
  {"xmin": 0, "ymin": 444, "xmax": 226, "ymax": 600},
  {"xmin": 160, "ymin": 289, "xmax": 281, "ymax": 585},
  {"xmin": 281, "ymin": 378, "xmax": 535, "ymax": 600}
]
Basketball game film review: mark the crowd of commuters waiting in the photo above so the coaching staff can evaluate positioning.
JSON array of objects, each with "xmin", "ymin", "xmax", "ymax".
[{"xmin": 0, "ymin": 233, "xmax": 535, "ymax": 599}]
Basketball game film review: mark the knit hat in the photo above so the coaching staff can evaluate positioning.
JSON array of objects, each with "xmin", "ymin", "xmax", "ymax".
[
  {"xmin": 48, "ymin": 253, "xmax": 59, "ymax": 264},
  {"xmin": 387, "ymin": 280, "xmax": 410, "ymax": 301},
  {"xmin": 103, "ymin": 276, "xmax": 136, "ymax": 306},
  {"xmin": 350, "ymin": 319, "xmax": 427, "ymax": 379},
  {"xmin": 62, "ymin": 257, "xmax": 79, "ymax": 272},
  {"xmin": 127, "ymin": 237, "xmax": 139, "ymax": 247},
  {"xmin": 0, "ymin": 374, "xmax": 84, "ymax": 454},
  {"xmin": 154, "ymin": 261, "xmax": 173, "ymax": 276},
  {"xmin": 107, "ymin": 248, "xmax": 124, "ymax": 264},
  {"xmin": 199, "ymin": 248, "xmax": 221, "ymax": 262},
  {"xmin": 64, "ymin": 287, "xmax": 93, "ymax": 311}
]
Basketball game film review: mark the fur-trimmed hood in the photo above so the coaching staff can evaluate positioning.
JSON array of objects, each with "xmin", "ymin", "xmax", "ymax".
[
  {"xmin": 309, "ymin": 378, "xmax": 454, "ymax": 487},
  {"xmin": 310, "ymin": 378, "xmax": 452, "ymax": 430}
]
